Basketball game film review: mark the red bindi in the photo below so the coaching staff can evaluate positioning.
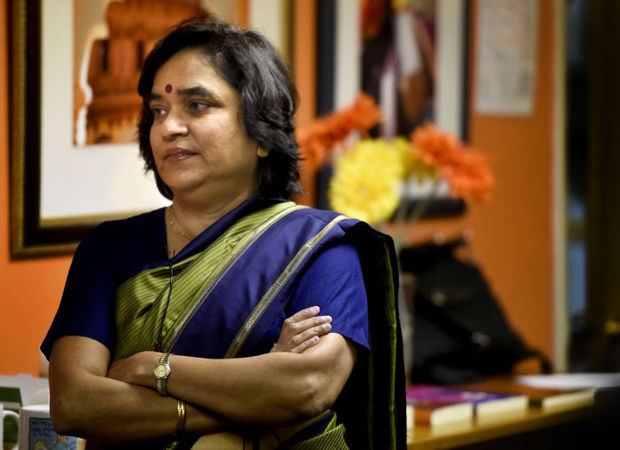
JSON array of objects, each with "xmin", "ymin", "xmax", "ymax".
[{"xmin": 165, "ymin": 84, "xmax": 173, "ymax": 93}]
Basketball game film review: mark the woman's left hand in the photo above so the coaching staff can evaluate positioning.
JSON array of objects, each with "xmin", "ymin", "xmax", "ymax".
[{"xmin": 271, "ymin": 306, "xmax": 332, "ymax": 354}]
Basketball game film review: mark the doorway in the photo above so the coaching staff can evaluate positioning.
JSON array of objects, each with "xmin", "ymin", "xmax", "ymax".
[{"xmin": 566, "ymin": 0, "xmax": 620, "ymax": 372}]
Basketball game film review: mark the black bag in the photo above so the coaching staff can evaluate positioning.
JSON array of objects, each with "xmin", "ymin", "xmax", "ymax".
[{"xmin": 400, "ymin": 240, "xmax": 551, "ymax": 385}]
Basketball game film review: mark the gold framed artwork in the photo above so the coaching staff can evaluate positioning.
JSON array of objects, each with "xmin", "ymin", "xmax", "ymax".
[{"xmin": 9, "ymin": 0, "xmax": 211, "ymax": 257}]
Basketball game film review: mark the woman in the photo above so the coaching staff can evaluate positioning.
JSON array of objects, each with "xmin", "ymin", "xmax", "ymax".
[{"xmin": 42, "ymin": 17, "xmax": 405, "ymax": 449}]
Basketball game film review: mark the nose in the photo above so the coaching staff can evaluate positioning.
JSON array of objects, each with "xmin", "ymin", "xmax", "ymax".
[{"xmin": 160, "ymin": 111, "xmax": 189, "ymax": 140}]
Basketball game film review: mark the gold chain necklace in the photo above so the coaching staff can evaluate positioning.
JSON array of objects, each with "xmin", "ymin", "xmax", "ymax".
[{"xmin": 166, "ymin": 206, "xmax": 193, "ymax": 241}]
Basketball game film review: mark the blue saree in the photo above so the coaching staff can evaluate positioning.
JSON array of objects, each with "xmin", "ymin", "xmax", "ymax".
[{"xmin": 42, "ymin": 196, "xmax": 406, "ymax": 449}]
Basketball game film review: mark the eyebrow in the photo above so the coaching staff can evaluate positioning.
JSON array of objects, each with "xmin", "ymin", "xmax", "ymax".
[{"xmin": 148, "ymin": 86, "xmax": 221, "ymax": 103}]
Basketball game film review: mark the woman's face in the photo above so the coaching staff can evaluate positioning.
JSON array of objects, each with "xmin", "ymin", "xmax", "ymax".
[{"xmin": 149, "ymin": 48, "xmax": 259, "ymax": 202}]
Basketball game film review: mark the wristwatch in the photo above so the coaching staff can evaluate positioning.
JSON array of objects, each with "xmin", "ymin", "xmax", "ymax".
[{"xmin": 153, "ymin": 352, "xmax": 172, "ymax": 396}]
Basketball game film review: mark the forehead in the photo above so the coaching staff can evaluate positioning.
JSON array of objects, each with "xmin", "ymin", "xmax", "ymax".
[{"xmin": 152, "ymin": 48, "xmax": 234, "ymax": 94}]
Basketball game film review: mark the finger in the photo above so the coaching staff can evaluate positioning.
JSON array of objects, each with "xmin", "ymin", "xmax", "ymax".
[
  {"xmin": 285, "ymin": 306, "xmax": 321, "ymax": 324},
  {"xmin": 291, "ymin": 336, "xmax": 320, "ymax": 354},
  {"xmin": 303, "ymin": 315, "xmax": 332, "ymax": 329},
  {"xmin": 282, "ymin": 316, "xmax": 332, "ymax": 334},
  {"xmin": 285, "ymin": 315, "xmax": 332, "ymax": 337},
  {"xmin": 282, "ymin": 313, "xmax": 328, "ymax": 336},
  {"xmin": 291, "ymin": 322, "xmax": 332, "ymax": 346}
]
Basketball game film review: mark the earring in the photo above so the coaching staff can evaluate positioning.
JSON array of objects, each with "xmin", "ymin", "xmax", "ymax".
[{"xmin": 257, "ymin": 148, "xmax": 270, "ymax": 158}]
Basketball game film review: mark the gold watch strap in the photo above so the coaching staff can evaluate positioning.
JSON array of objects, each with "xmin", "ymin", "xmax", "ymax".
[
  {"xmin": 160, "ymin": 352, "xmax": 171, "ymax": 365},
  {"xmin": 154, "ymin": 352, "xmax": 171, "ymax": 396}
]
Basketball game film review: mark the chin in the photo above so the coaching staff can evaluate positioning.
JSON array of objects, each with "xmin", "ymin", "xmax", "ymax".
[{"xmin": 161, "ymin": 173, "xmax": 208, "ymax": 191}]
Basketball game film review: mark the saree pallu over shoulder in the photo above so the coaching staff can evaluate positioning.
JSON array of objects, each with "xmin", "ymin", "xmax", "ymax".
[
  {"xmin": 114, "ymin": 201, "xmax": 303, "ymax": 359},
  {"xmin": 170, "ymin": 208, "xmax": 351, "ymax": 359}
]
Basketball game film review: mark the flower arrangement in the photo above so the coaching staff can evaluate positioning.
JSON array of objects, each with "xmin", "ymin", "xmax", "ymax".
[{"xmin": 297, "ymin": 95, "xmax": 494, "ymax": 238}]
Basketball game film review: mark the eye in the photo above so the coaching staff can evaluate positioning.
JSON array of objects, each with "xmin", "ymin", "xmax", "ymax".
[
  {"xmin": 187, "ymin": 100, "xmax": 209, "ymax": 114},
  {"xmin": 150, "ymin": 105, "xmax": 168, "ymax": 119}
]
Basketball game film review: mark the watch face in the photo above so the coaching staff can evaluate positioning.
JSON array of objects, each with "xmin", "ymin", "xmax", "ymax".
[{"xmin": 154, "ymin": 364, "xmax": 170, "ymax": 378}]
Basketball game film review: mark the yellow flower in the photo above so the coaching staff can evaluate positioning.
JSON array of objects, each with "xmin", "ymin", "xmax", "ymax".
[{"xmin": 328, "ymin": 139, "xmax": 402, "ymax": 225}]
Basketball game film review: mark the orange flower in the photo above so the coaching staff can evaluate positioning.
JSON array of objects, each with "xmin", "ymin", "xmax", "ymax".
[
  {"xmin": 297, "ymin": 94, "xmax": 381, "ymax": 170},
  {"xmin": 440, "ymin": 151, "xmax": 495, "ymax": 202},
  {"xmin": 411, "ymin": 123, "xmax": 462, "ymax": 168},
  {"xmin": 410, "ymin": 123, "xmax": 494, "ymax": 202}
]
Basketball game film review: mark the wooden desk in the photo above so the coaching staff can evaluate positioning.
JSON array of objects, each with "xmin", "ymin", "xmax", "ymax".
[{"xmin": 407, "ymin": 392, "xmax": 620, "ymax": 449}]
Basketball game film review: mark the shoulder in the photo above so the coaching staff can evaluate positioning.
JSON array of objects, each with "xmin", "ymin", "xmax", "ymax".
[
  {"xmin": 92, "ymin": 208, "xmax": 164, "ymax": 236},
  {"xmin": 313, "ymin": 242, "xmax": 361, "ymax": 268},
  {"xmin": 80, "ymin": 208, "xmax": 165, "ymax": 249},
  {"xmin": 288, "ymin": 206, "xmax": 364, "ymax": 231},
  {"xmin": 289, "ymin": 206, "xmax": 393, "ymax": 249},
  {"xmin": 290, "ymin": 206, "xmax": 349, "ymax": 222},
  {"xmin": 71, "ymin": 208, "xmax": 167, "ymax": 281}
]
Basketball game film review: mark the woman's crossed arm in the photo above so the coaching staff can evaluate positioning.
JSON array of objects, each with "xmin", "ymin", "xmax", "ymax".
[{"xmin": 48, "ymin": 307, "xmax": 346, "ymax": 442}]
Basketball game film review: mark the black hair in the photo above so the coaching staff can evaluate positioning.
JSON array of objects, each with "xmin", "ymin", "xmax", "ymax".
[{"xmin": 137, "ymin": 16, "xmax": 301, "ymax": 199}]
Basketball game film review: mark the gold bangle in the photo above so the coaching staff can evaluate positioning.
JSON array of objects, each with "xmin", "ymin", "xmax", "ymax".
[{"xmin": 176, "ymin": 399, "xmax": 187, "ymax": 435}]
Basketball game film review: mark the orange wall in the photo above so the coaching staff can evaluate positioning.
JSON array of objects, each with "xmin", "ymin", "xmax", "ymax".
[
  {"xmin": 464, "ymin": 0, "xmax": 555, "ymax": 359},
  {"xmin": 294, "ymin": 0, "xmax": 317, "ymax": 206},
  {"xmin": 0, "ymin": 0, "xmax": 72, "ymax": 375}
]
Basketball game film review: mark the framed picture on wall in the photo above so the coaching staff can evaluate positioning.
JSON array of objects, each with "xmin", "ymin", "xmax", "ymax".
[
  {"xmin": 315, "ymin": 0, "xmax": 470, "ymax": 217},
  {"xmin": 9, "ymin": 0, "xmax": 248, "ymax": 257}
]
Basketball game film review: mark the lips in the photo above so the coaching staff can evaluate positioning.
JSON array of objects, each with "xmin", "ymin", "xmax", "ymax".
[{"xmin": 164, "ymin": 147, "xmax": 197, "ymax": 161}]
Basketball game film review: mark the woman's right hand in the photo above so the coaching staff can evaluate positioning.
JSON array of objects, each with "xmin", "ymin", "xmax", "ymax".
[{"xmin": 271, "ymin": 306, "xmax": 332, "ymax": 354}]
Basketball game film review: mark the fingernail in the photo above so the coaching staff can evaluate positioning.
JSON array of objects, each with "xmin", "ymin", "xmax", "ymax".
[
  {"xmin": 324, "ymin": 315, "xmax": 332, "ymax": 322},
  {"xmin": 312, "ymin": 306, "xmax": 320, "ymax": 313},
  {"xmin": 323, "ymin": 323, "xmax": 332, "ymax": 331}
]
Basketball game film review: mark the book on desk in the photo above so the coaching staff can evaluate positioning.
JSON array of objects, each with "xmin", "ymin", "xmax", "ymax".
[
  {"xmin": 406, "ymin": 376, "xmax": 619, "ymax": 450},
  {"xmin": 406, "ymin": 396, "xmax": 472, "ymax": 428},
  {"xmin": 406, "ymin": 385, "xmax": 527, "ymax": 427},
  {"xmin": 457, "ymin": 377, "xmax": 595, "ymax": 412}
]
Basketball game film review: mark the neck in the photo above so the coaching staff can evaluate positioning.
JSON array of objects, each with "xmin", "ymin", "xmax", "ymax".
[{"xmin": 170, "ymin": 188, "xmax": 256, "ymax": 238}]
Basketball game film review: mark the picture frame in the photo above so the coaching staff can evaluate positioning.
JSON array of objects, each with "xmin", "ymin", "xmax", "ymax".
[
  {"xmin": 10, "ymin": 0, "xmax": 82, "ymax": 258},
  {"xmin": 314, "ymin": 0, "xmax": 470, "ymax": 217},
  {"xmin": 9, "ymin": 0, "xmax": 170, "ymax": 258}
]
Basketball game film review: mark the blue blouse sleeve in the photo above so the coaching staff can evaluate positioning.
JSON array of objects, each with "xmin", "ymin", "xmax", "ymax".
[
  {"xmin": 285, "ymin": 243, "xmax": 370, "ymax": 350},
  {"xmin": 40, "ymin": 224, "xmax": 117, "ymax": 360}
]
